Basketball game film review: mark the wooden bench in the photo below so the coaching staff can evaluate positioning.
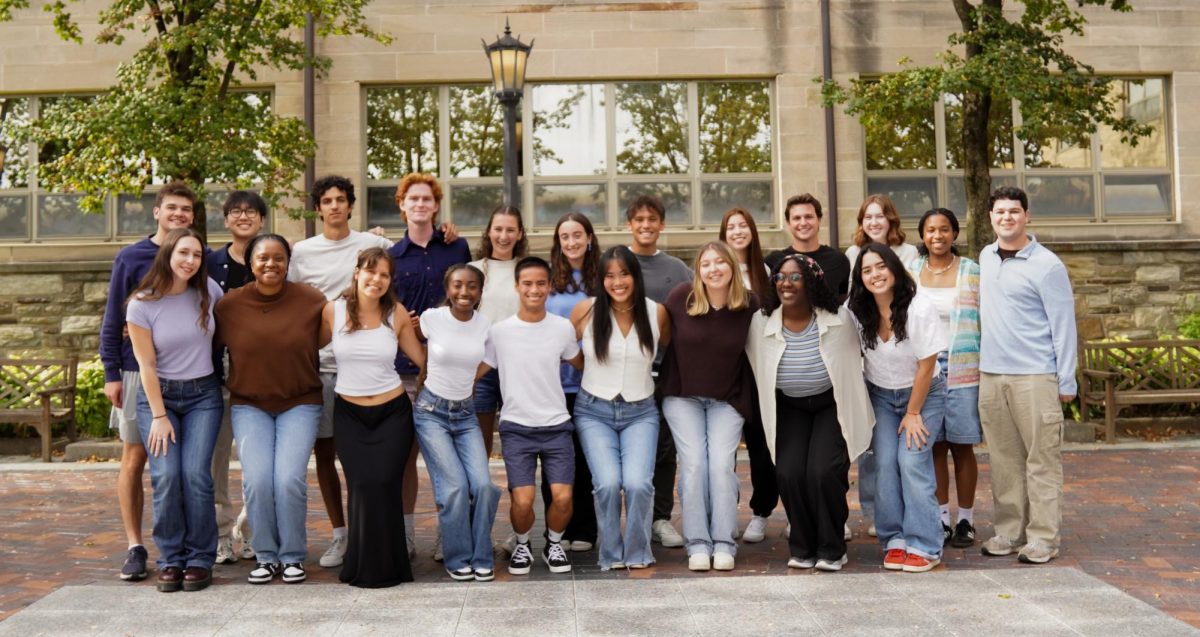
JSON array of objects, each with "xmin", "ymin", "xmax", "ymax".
[
  {"xmin": 1078, "ymin": 339, "xmax": 1200, "ymax": 443},
  {"xmin": 0, "ymin": 357, "xmax": 79, "ymax": 461}
]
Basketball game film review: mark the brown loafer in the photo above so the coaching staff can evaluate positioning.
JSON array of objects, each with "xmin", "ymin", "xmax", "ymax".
[
  {"xmin": 157, "ymin": 566, "xmax": 183, "ymax": 593},
  {"xmin": 182, "ymin": 566, "xmax": 212, "ymax": 592}
]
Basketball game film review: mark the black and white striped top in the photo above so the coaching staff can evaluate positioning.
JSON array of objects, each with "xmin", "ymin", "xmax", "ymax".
[{"xmin": 777, "ymin": 319, "xmax": 833, "ymax": 398}]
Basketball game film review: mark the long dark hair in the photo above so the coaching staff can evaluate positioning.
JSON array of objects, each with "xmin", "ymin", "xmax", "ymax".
[
  {"xmin": 441, "ymin": 263, "xmax": 485, "ymax": 310},
  {"xmin": 590, "ymin": 246, "xmax": 655, "ymax": 364},
  {"xmin": 848, "ymin": 242, "xmax": 916, "ymax": 349},
  {"xmin": 717, "ymin": 207, "xmax": 770, "ymax": 301},
  {"xmin": 550, "ymin": 212, "xmax": 601, "ymax": 295},
  {"xmin": 340, "ymin": 247, "xmax": 397, "ymax": 333},
  {"xmin": 916, "ymin": 208, "xmax": 961, "ymax": 257},
  {"xmin": 762, "ymin": 253, "xmax": 839, "ymax": 316},
  {"xmin": 131, "ymin": 228, "xmax": 212, "ymax": 334},
  {"xmin": 476, "ymin": 204, "xmax": 529, "ymax": 260}
]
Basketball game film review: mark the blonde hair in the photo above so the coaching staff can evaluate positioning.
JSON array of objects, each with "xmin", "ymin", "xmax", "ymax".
[{"xmin": 687, "ymin": 241, "xmax": 751, "ymax": 316}]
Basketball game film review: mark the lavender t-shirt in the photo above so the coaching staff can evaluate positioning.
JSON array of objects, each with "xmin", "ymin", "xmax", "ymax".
[{"xmin": 126, "ymin": 278, "xmax": 224, "ymax": 380}]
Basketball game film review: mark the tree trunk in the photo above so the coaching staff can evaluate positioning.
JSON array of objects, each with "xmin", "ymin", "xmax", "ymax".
[
  {"xmin": 181, "ymin": 169, "xmax": 208, "ymax": 244},
  {"xmin": 962, "ymin": 89, "xmax": 994, "ymax": 257}
]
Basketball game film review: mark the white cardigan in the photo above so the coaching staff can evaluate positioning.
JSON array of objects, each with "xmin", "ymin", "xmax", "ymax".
[{"xmin": 746, "ymin": 305, "xmax": 875, "ymax": 463}]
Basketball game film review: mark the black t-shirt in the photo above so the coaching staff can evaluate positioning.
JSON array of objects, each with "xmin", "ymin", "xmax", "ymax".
[
  {"xmin": 226, "ymin": 256, "xmax": 252, "ymax": 290},
  {"xmin": 997, "ymin": 247, "xmax": 1019, "ymax": 262},
  {"xmin": 765, "ymin": 245, "xmax": 851, "ymax": 300}
]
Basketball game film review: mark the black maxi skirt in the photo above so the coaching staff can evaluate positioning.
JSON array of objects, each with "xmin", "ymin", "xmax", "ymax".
[{"xmin": 334, "ymin": 393, "xmax": 414, "ymax": 588}]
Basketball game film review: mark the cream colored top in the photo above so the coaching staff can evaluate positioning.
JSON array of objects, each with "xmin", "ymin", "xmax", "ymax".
[{"xmin": 580, "ymin": 298, "xmax": 660, "ymax": 402}]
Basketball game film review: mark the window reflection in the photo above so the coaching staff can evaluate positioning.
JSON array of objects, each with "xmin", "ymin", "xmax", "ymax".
[
  {"xmin": 449, "ymin": 86, "xmax": 505, "ymax": 178},
  {"xmin": 1026, "ymin": 175, "xmax": 1094, "ymax": 217},
  {"xmin": 1104, "ymin": 174, "xmax": 1170, "ymax": 216},
  {"xmin": 535, "ymin": 184, "xmax": 606, "ymax": 226},
  {"xmin": 117, "ymin": 192, "xmax": 158, "ymax": 236},
  {"xmin": 366, "ymin": 87, "xmax": 438, "ymax": 179},
  {"xmin": 699, "ymin": 82, "xmax": 772, "ymax": 173},
  {"xmin": 616, "ymin": 82, "xmax": 688, "ymax": 175},
  {"xmin": 700, "ymin": 181, "xmax": 772, "ymax": 224},
  {"xmin": 618, "ymin": 182, "xmax": 690, "ymax": 226},
  {"xmin": 0, "ymin": 97, "xmax": 30, "ymax": 189},
  {"xmin": 533, "ymin": 84, "xmax": 605, "ymax": 176},
  {"xmin": 450, "ymin": 184, "xmax": 505, "ymax": 228},
  {"xmin": 1101, "ymin": 79, "xmax": 1167, "ymax": 169},
  {"xmin": 0, "ymin": 194, "xmax": 29, "ymax": 239},
  {"xmin": 865, "ymin": 176, "xmax": 938, "ymax": 220},
  {"xmin": 37, "ymin": 193, "xmax": 105, "ymax": 237},
  {"xmin": 944, "ymin": 94, "xmax": 1015, "ymax": 170}
]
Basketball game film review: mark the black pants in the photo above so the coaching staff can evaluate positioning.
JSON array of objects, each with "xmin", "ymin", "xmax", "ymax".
[
  {"xmin": 540, "ymin": 393, "xmax": 597, "ymax": 541},
  {"xmin": 743, "ymin": 396, "xmax": 779, "ymax": 517},
  {"xmin": 775, "ymin": 388, "xmax": 850, "ymax": 561},
  {"xmin": 651, "ymin": 392, "xmax": 677, "ymax": 521}
]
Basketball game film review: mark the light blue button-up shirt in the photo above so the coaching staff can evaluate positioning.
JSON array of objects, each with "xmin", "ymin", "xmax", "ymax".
[{"xmin": 979, "ymin": 235, "xmax": 1078, "ymax": 396}]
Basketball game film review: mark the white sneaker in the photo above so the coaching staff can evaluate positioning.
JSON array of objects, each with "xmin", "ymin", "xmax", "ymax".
[
  {"xmin": 712, "ymin": 552, "xmax": 735, "ymax": 571},
  {"xmin": 844, "ymin": 523, "xmax": 852, "ymax": 541},
  {"xmin": 688, "ymin": 554, "xmax": 711, "ymax": 571},
  {"xmin": 568, "ymin": 540, "xmax": 594, "ymax": 552},
  {"xmin": 237, "ymin": 542, "xmax": 255, "ymax": 561},
  {"xmin": 232, "ymin": 527, "xmax": 255, "ymax": 560},
  {"xmin": 652, "ymin": 520, "xmax": 685, "ymax": 548},
  {"xmin": 495, "ymin": 532, "xmax": 517, "ymax": 558},
  {"xmin": 867, "ymin": 525, "xmax": 877, "ymax": 538},
  {"xmin": 432, "ymin": 528, "xmax": 444, "ymax": 563},
  {"xmin": 319, "ymin": 535, "xmax": 347, "ymax": 568},
  {"xmin": 784, "ymin": 523, "xmax": 791, "ymax": 538},
  {"xmin": 815, "ymin": 554, "xmax": 848, "ymax": 572},
  {"xmin": 788, "ymin": 556, "xmax": 816, "ymax": 569},
  {"xmin": 742, "ymin": 516, "xmax": 768, "ymax": 543},
  {"xmin": 406, "ymin": 530, "xmax": 416, "ymax": 560},
  {"xmin": 215, "ymin": 536, "xmax": 237, "ymax": 565}
]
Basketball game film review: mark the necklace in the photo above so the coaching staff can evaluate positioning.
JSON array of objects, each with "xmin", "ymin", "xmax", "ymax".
[
  {"xmin": 612, "ymin": 303, "xmax": 634, "ymax": 313},
  {"xmin": 925, "ymin": 256, "xmax": 956, "ymax": 276}
]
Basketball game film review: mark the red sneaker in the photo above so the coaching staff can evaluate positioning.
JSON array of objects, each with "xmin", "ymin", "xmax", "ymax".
[
  {"xmin": 883, "ymin": 549, "xmax": 907, "ymax": 571},
  {"xmin": 902, "ymin": 554, "xmax": 941, "ymax": 573}
]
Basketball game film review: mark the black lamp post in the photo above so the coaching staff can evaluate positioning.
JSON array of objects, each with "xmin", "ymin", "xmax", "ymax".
[{"xmin": 482, "ymin": 20, "xmax": 533, "ymax": 208}]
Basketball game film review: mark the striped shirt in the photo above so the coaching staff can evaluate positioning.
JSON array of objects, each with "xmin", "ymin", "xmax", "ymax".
[{"xmin": 776, "ymin": 319, "xmax": 832, "ymax": 398}]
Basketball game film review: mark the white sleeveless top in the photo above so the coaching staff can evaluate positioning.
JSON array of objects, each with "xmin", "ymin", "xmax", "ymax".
[
  {"xmin": 330, "ymin": 299, "xmax": 403, "ymax": 397},
  {"xmin": 580, "ymin": 298, "xmax": 660, "ymax": 402}
]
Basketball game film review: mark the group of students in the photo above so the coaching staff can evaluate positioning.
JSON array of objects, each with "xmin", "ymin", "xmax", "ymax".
[{"xmin": 101, "ymin": 173, "xmax": 1077, "ymax": 592}]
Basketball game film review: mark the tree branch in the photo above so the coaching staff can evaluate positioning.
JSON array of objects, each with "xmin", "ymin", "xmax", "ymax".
[
  {"xmin": 951, "ymin": 0, "xmax": 976, "ymax": 30},
  {"xmin": 218, "ymin": 0, "xmax": 266, "ymax": 99},
  {"xmin": 146, "ymin": 0, "xmax": 168, "ymax": 37}
]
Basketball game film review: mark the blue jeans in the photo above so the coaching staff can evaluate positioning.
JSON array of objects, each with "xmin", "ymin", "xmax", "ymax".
[
  {"xmin": 135, "ymin": 374, "xmax": 223, "ymax": 569},
  {"xmin": 662, "ymin": 396, "xmax": 744, "ymax": 557},
  {"xmin": 412, "ymin": 387, "xmax": 500, "ymax": 571},
  {"xmin": 867, "ymin": 377, "xmax": 946, "ymax": 560},
  {"xmin": 857, "ymin": 450, "xmax": 876, "ymax": 522},
  {"xmin": 230, "ymin": 403, "xmax": 320, "ymax": 565},
  {"xmin": 574, "ymin": 390, "xmax": 659, "ymax": 569}
]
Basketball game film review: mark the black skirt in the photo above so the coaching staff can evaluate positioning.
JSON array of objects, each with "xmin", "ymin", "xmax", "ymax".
[{"xmin": 333, "ymin": 393, "xmax": 414, "ymax": 588}]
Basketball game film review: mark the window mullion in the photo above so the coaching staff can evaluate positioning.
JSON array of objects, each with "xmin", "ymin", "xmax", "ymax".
[
  {"xmin": 687, "ymin": 82, "xmax": 700, "ymax": 229},
  {"xmin": 605, "ymin": 81, "xmax": 617, "ymax": 230}
]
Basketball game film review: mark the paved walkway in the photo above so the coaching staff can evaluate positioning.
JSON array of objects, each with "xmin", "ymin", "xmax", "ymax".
[{"xmin": 1, "ymin": 445, "xmax": 1198, "ymax": 634}]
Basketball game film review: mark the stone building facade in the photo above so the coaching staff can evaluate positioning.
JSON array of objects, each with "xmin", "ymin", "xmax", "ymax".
[{"xmin": 2, "ymin": 1, "xmax": 1199, "ymax": 359}]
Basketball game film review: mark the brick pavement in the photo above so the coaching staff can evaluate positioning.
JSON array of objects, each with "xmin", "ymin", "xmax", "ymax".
[{"xmin": 1, "ymin": 447, "xmax": 1198, "ymax": 628}]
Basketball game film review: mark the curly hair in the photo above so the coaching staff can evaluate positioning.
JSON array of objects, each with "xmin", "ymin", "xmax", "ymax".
[
  {"xmin": 441, "ymin": 264, "xmax": 485, "ymax": 310},
  {"xmin": 852, "ymin": 194, "xmax": 906, "ymax": 248},
  {"xmin": 311, "ymin": 175, "xmax": 356, "ymax": 210},
  {"xmin": 761, "ymin": 253, "xmax": 839, "ymax": 316},
  {"xmin": 550, "ymin": 212, "xmax": 601, "ymax": 295},
  {"xmin": 395, "ymin": 173, "xmax": 443, "ymax": 224},
  {"xmin": 847, "ymin": 242, "xmax": 917, "ymax": 350}
]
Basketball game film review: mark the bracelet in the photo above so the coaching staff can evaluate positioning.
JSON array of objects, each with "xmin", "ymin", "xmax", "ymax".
[
  {"xmin": 152, "ymin": 415, "xmax": 167, "ymax": 420},
  {"xmin": 905, "ymin": 411, "xmax": 921, "ymax": 417}
]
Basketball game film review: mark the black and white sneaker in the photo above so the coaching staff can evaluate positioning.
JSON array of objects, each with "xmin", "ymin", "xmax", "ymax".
[
  {"xmin": 447, "ymin": 566, "xmax": 474, "ymax": 582},
  {"xmin": 281, "ymin": 563, "xmax": 306, "ymax": 584},
  {"xmin": 942, "ymin": 522, "xmax": 953, "ymax": 545},
  {"xmin": 120, "ymin": 545, "xmax": 148, "ymax": 581},
  {"xmin": 247, "ymin": 562, "xmax": 279, "ymax": 584},
  {"xmin": 543, "ymin": 541, "xmax": 572, "ymax": 574},
  {"xmin": 508, "ymin": 541, "xmax": 533, "ymax": 575},
  {"xmin": 474, "ymin": 568, "xmax": 495, "ymax": 582},
  {"xmin": 950, "ymin": 520, "xmax": 976, "ymax": 548}
]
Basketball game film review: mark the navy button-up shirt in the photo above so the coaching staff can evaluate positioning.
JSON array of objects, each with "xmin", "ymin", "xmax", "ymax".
[{"xmin": 388, "ymin": 228, "xmax": 473, "ymax": 374}]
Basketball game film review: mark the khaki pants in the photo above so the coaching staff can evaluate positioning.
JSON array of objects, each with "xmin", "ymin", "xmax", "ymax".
[
  {"xmin": 212, "ymin": 391, "xmax": 252, "ymax": 541},
  {"xmin": 979, "ymin": 373, "xmax": 1064, "ymax": 549}
]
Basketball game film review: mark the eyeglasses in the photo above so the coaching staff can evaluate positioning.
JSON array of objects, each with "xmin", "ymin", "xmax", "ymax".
[
  {"xmin": 226, "ymin": 208, "xmax": 260, "ymax": 219},
  {"xmin": 771, "ymin": 272, "xmax": 804, "ymax": 284}
]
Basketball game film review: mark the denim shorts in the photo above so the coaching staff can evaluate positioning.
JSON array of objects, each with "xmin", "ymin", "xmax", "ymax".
[
  {"xmin": 498, "ymin": 420, "xmax": 575, "ymax": 489},
  {"xmin": 473, "ymin": 368, "xmax": 502, "ymax": 414},
  {"xmin": 936, "ymin": 353, "xmax": 982, "ymax": 445}
]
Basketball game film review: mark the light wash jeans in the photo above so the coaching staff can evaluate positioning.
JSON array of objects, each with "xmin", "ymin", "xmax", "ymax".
[
  {"xmin": 230, "ymin": 403, "xmax": 320, "ymax": 565},
  {"xmin": 135, "ymin": 374, "xmax": 224, "ymax": 570},
  {"xmin": 412, "ymin": 387, "xmax": 500, "ymax": 572},
  {"xmin": 867, "ymin": 377, "xmax": 947, "ymax": 560},
  {"xmin": 857, "ymin": 450, "xmax": 877, "ymax": 523},
  {"xmin": 662, "ymin": 396, "xmax": 744, "ymax": 557},
  {"xmin": 574, "ymin": 390, "xmax": 659, "ymax": 569}
]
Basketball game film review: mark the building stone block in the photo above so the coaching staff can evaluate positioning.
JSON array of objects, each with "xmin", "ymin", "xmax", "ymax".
[
  {"xmin": 0, "ymin": 275, "xmax": 64, "ymax": 296},
  {"xmin": 1111, "ymin": 285, "xmax": 1148, "ymax": 306},
  {"xmin": 1134, "ymin": 306, "xmax": 1173, "ymax": 331},
  {"xmin": 61, "ymin": 316, "xmax": 102, "ymax": 335},
  {"xmin": 1135, "ymin": 265, "xmax": 1181, "ymax": 283},
  {"xmin": 1059, "ymin": 255, "xmax": 1098, "ymax": 280},
  {"xmin": 0, "ymin": 326, "xmax": 39, "ymax": 346}
]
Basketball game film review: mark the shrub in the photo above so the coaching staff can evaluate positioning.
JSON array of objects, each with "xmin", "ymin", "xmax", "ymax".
[
  {"xmin": 74, "ymin": 357, "xmax": 112, "ymax": 438},
  {"xmin": 1179, "ymin": 312, "xmax": 1200, "ymax": 340}
]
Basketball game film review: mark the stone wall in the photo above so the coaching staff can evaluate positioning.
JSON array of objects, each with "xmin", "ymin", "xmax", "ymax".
[{"xmin": 1, "ymin": 240, "xmax": 1196, "ymax": 361}]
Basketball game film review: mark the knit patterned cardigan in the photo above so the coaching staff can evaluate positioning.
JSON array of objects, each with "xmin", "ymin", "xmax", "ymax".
[{"xmin": 908, "ymin": 255, "xmax": 981, "ymax": 389}]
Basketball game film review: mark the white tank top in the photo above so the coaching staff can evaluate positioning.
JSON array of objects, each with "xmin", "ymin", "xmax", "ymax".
[
  {"xmin": 331, "ymin": 299, "xmax": 403, "ymax": 397},
  {"xmin": 580, "ymin": 298, "xmax": 660, "ymax": 402}
]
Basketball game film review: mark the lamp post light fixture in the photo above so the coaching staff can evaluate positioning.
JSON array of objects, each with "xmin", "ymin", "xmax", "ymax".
[{"xmin": 482, "ymin": 19, "xmax": 533, "ymax": 207}]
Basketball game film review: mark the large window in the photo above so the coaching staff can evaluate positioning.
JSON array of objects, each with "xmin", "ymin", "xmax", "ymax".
[
  {"xmin": 365, "ymin": 80, "xmax": 775, "ymax": 230},
  {"xmin": 864, "ymin": 78, "xmax": 1173, "ymax": 222}
]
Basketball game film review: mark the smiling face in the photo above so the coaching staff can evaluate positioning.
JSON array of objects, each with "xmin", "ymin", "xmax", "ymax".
[
  {"xmin": 400, "ymin": 182, "xmax": 439, "ymax": 227},
  {"xmin": 698, "ymin": 248, "xmax": 734, "ymax": 293},
  {"xmin": 604, "ymin": 259, "xmax": 635, "ymax": 306},
  {"xmin": 318, "ymin": 186, "xmax": 353, "ymax": 227},
  {"xmin": 859, "ymin": 251, "xmax": 895, "ymax": 297},
  {"xmin": 922, "ymin": 213, "xmax": 957, "ymax": 258},
  {"xmin": 515, "ymin": 264, "xmax": 551, "ymax": 313},
  {"xmin": 170, "ymin": 236, "xmax": 204, "ymax": 285},
  {"xmin": 154, "ymin": 194, "xmax": 195, "ymax": 234},
  {"xmin": 628, "ymin": 207, "xmax": 665, "ymax": 252},
  {"xmin": 249, "ymin": 238, "xmax": 288, "ymax": 288},
  {"xmin": 446, "ymin": 268, "xmax": 482, "ymax": 313},
  {"xmin": 724, "ymin": 213, "xmax": 752, "ymax": 252},
  {"xmin": 556, "ymin": 219, "xmax": 590, "ymax": 265},
  {"xmin": 354, "ymin": 259, "xmax": 392, "ymax": 301},
  {"xmin": 224, "ymin": 204, "xmax": 263, "ymax": 241},
  {"xmin": 774, "ymin": 259, "xmax": 810, "ymax": 309},
  {"xmin": 487, "ymin": 213, "xmax": 523, "ymax": 260},
  {"xmin": 861, "ymin": 202, "xmax": 891, "ymax": 244},
  {"xmin": 990, "ymin": 197, "xmax": 1029, "ymax": 246},
  {"xmin": 786, "ymin": 203, "xmax": 821, "ymax": 245}
]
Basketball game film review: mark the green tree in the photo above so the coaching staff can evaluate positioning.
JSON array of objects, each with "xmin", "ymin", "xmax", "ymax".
[
  {"xmin": 821, "ymin": 0, "xmax": 1151, "ymax": 255},
  {"xmin": 0, "ymin": 0, "xmax": 390, "ymax": 239}
]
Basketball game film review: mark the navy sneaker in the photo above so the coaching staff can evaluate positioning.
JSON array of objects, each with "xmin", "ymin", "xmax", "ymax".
[{"xmin": 121, "ymin": 546, "xmax": 148, "ymax": 582}]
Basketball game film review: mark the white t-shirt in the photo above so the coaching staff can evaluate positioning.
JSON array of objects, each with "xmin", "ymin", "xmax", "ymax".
[
  {"xmin": 916, "ymin": 284, "xmax": 956, "ymax": 342},
  {"xmin": 468, "ymin": 258, "xmax": 519, "ymax": 325},
  {"xmin": 287, "ymin": 230, "xmax": 393, "ymax": 373},
  {"xmin": 420, "ymin": 307, "xmax": 491, "ymax": 401},
  {"xmin": 846, "ymin": 242, "xmax": 920, "ymax": 269},
  {"xmin": 862, "ymin": 295, "xmax": 948, "ymax": 390},
  {"xmin": 484, "ymin": 313, "xmax": 581, "ymax": 427}
]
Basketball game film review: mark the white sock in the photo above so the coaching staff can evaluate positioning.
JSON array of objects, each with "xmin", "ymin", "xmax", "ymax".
[
  {"xmin": 515, "ymin": 532, "xmax": 530, "ymax": 544},
  {"xmin": 128, "ymin": 543, "xmax": 144, "ymax": 550},
  {"xmin": 332, "ymin": 527, "xmax": 347, "ymax": 540},
  {"xmin": 404, "ymin": 514, "xmax": 414, "ymax": 537},
  {"xmin": 957, "ymin": 507, "xmax": 974, "ymax": 525},
  {"xmin": 939, "ymin": 505, "xmax": 950, "ymax": 525},
  {"xmin": 547, "ymin": 529, "xmax": 564, "ymax": 543}
]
